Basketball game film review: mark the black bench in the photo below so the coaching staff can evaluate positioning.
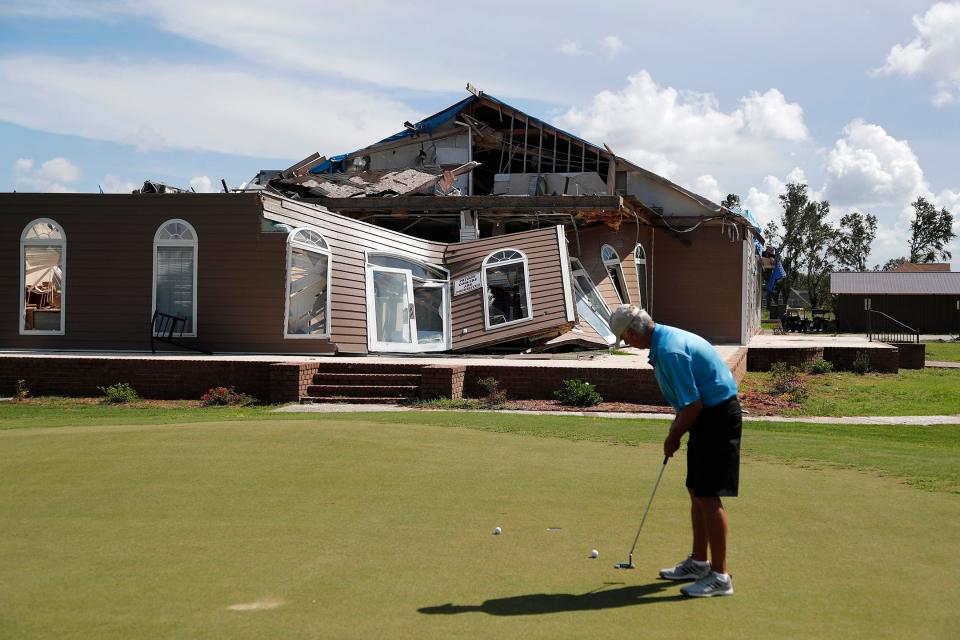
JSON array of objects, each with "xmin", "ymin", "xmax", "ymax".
[{"xmin": 151, "ymin": 311, "xmax": 212, "ymax": 355}]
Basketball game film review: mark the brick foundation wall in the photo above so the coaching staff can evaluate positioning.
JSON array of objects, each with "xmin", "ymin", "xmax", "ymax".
[
  {"xmin": 748, "ymin": 346, "xmax": 899, "ymax": 373},
  {"xmin": 268, "ymin": 362, "xmax": 321, "ymax": 403},
  {"xmin": 463, "ymin": 365, "xmax": 665, "ymax": 403},
  {"xmin": 887, "ymin": 343, "xmax": 925, "ymax": 370},
  {"xmin": 0, "ymin": 357, "xmax": 275, "ymax": 400},
  {"xmin": 421, "ymin": 365, "xmax": 465, "ymax": 400}
]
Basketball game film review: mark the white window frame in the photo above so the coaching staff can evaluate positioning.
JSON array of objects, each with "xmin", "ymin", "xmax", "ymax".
[
  {"xmin": 364, "ymin": 252, "xmax": 451, "ymax": 352},
  {"xmin": 284, "ymin": 226, "xmax": 333, "ymax": 339},
  {"xmin": 20, "ymin": 217, "xmax": 66, "ymax": 335},
  {"xmin": 481, "ymin": 248, "xmax": 533, "ymax": 331},
  {"xmin": 601, "ymin": 244, "xmax": 630, "ymax": 305},
  {"xmin": 570, "ymin": 257, "xmax": 615, "ymax": 343},
  {"xmin": 634, "ymin": 243, "xmax": 647, "ymax": 309},
  {"xmin": 152, "ymin": 219, "xmax": 198, "ymax": 337}
]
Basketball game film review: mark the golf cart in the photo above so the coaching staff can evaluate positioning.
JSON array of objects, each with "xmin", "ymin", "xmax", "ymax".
[
  {"xmin": 810, "ymin": 308, "xmax": 831, "ymax": 333},
  {"xmin": 780, "ymin": 308, "xmax": 810, "ymax": 333}
]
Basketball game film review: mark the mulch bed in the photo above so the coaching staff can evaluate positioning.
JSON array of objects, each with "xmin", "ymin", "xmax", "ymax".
[{"xmin": 736, "ymin": 390, "xmax": 798, "ymax": 416}]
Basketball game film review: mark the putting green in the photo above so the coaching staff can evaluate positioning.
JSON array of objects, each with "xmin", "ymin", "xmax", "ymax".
[{"xmin": 1, "ymin": 419, "xmax": 958, "ymax": 639}]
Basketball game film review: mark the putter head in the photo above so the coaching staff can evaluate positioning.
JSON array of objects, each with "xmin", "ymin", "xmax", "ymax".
[{"xmin": 613, "ymin": 562, "xmax": 635, "ymax": 570}]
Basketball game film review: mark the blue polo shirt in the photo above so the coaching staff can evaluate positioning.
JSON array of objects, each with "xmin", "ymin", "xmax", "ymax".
[{"xmin": 648, "ymin": 324, "xmax": 738, "ymax": 412}]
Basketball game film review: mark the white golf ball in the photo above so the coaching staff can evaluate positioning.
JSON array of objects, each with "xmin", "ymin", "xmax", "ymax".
[
  {"xmin": 590, "ymin": 549, "xmax": 599, "ymax": 558},
  {"xmin": 493, "ymin": 526, "xmax": 502, "ymax": 535}
]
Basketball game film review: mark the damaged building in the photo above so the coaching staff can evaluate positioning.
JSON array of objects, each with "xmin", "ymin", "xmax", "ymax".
[{"xmin": 1, "ymin": 86, "xmax": 763, "ymax": 355}]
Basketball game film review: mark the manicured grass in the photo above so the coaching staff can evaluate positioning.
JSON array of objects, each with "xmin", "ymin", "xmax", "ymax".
[
  {"xmin": 741, "ymin": 368, "xmax": 960, "ymax": 416},
  {"xmin": 1, "ymin": 412, "xmax": 958, "ymax": 639},
  {"xmin": 924, "ymin": 339, "xmax": 960, "ymax": 362}
]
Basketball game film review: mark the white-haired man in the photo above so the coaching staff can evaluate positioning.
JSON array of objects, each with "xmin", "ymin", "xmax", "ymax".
[{"xmin": 610, "ymin": 305, "xmax": 741, "ymax": 598}]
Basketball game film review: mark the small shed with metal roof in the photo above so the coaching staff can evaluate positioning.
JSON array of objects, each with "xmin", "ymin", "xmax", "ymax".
[{"xmin": 831, "ymin": 271, "xmax": 960, "ymax": 333}]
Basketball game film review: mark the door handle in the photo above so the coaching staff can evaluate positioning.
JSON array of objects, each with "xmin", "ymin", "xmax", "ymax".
[{"xmin": 409, "ymin": 303, "xmax": 415, "ymax": 319}]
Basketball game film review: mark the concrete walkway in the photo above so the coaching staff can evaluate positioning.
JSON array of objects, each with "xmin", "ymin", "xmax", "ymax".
[
  {"xmin": 927, "ymin": 360, "xmax": 960, "ymax": 368},
  {"xmin": 274, "ymin": 403, "xmax": 960, "ymax": 425}
]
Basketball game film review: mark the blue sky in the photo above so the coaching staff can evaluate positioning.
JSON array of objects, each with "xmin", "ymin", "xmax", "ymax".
[{"xmin": 1, "ymin": 0, "xmax": 958, "ymax": 268}]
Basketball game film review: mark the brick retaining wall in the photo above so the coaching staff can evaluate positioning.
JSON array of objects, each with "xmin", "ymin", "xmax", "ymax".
[{"xmin": 750, "ymin": 346, "xmax": 899, "ymax": 373}]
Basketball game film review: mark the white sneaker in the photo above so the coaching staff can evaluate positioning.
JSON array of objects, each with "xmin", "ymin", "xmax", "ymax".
[
  {"xmin": 658, "ymin": 555, "xmax": 711, "ymax": 581},
  {"xmin": 680, "ymin": 571, "xmax": 734, "ymax": 597}
]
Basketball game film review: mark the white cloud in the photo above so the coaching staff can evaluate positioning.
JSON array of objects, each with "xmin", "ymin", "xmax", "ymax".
[
  {"xmin": 14, "ymin": 157, "xmax": 82, "ymax": 192},
  {"xmin": 101, "ymin": 174, "xmax": 138, "ymax": 193},
  {"xmin": 559, "ymin": 40, "xmax": 586, "ymax": 57},
  {"xmin": 0, "ymin": 55, "xmax": 422, "ymax": 159},
  {"xmin": 554, "ymin": 71, "xmax": 809, "ymax": 183},
  {"xmin": 824, "ymin": 119, "xmax": 926, "ymax": 207},
  {"xmin": 693, "ymin": 174, "xmax": 723, "ymax": 204},
  {"xmin": 740, "ymin": 89, "xmax": 809, "ymax": 141},
  {"xmin": 600, "ymin": 35, "xmax": 625, "ymax": 59},
  {"xmin": 189, "ymin": 175, "xmax": 217, "ymax": 193},
  {"xmin": 874, "ymin": 1, "xmax": 960, "ymax": 106},
  {"xmin": 744, "ymin": 174, "xmax": 788, "ymax": 227}
]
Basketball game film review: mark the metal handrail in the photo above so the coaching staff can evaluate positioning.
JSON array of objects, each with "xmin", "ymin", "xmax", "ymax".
[{"xmin": 866, "ymin": 308, "xmax": 919, "ymax": 343}]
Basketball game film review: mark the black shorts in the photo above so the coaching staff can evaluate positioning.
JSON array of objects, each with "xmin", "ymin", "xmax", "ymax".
[{"xmin": 686, "ymin": 396, "xmax": 742, "ymax": 498}]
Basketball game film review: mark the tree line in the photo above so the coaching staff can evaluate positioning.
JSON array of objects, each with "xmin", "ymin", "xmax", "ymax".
[{"xmin": 722, "ymin": 187, "xmax": 955, "ymax": 309}]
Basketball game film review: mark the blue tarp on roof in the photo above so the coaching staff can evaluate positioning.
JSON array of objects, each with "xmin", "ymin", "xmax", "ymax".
[{"xmin": 309, "ymin": 153, "xmax": 350, "ymax": 175}]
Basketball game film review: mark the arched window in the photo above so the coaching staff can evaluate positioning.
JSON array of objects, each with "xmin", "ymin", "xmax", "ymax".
[
  {"xmin": 153, "ymin": 219, "xmax": 198, "ymax": 335},
  {"xmin": 634, "ymin": 243, "xmax": 648, "ymax": 309},
  {"xmin": 285, "ymin": 227, "xmax": 332, "ymax": 337},
  {"xmin": 21, "ymin": 218, "xmax": 65, "ymax": 334},
  {"xmin": 482, "ymin": 249, "xmax": 532, "ymax": 329},
  {"xmin": 601, "ymin": 244, "xmax": 630, "ymax": 305}
]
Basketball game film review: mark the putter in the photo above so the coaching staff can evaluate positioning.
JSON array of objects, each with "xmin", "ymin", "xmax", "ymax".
[{"xmin": 614, "ymin": 456, "xmax": 669, "ymax": 570}]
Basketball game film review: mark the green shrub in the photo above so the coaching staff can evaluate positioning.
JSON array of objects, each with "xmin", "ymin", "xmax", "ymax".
[
  {"xmin": 412, "ymin": 397, "xmax": 483, "ymax": 410},
  {"xmin": 477, "ymin": 377, "xmax": 507, "ymax": 408},
  {"xmin": 554, "ymin": 379, "xmax": 603, "ymax": 407},
  {"xmin": 851, "ymin": 351, "xmax": 871, "ymax": 375},
  {"xmin": 201, "ymin": 386, "xmax": 253, "ymax": 406},
  {"xmin": 99, "ymin": 383, "xmax": 140, "ymax": 404},
  {"xmin": 809, "ymin": 358, "xmax": 834, "ymax": 374},
  {"xmin": 769, "ymin": 362, "xmax": 807, "ymax": 400}
]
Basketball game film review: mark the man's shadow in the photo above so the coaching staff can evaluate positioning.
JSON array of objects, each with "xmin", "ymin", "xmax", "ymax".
[{"xmin": 418, "ymin": 581, "xmax": 684, "ymax": 616}]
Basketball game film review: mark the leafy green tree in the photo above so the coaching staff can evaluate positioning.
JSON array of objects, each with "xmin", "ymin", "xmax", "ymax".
[
  {"xmin": 721, "ymin": 193, "xmax": 741, "ymax": 210},
  {"xmin": 798, "ymin": 200, "xmax": 837, "ymax": 309},
  {"xmin": 835, "ymin": 211, "xmax": 878, "ymax": 272},
  {"xmin": 880, "ymin": 256, "xmax": 908, "ymax": 271},
  {"xmin": 908, "ymin": 196, "xmax": 955, "ymax": 263},
  {"xmin": 774, "ymin": 183, "xmax": 812, "ymax": 306}
]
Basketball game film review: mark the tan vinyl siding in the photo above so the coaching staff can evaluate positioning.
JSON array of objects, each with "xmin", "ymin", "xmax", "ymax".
[
  {"xmin": 260, "ymin": 194, "xmax": 447, "ymax": 354},
  {"xmin": 446, "ymin": 226, "xmax": 571, "ymax": 350}
]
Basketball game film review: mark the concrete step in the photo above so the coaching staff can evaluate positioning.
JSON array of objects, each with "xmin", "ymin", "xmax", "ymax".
[
  {"xmin": 311, "ymin": 372, "xmax": 422, "ymax": 386},
  {"xmin": 308, "ymin": 363, "xmax": 425, "ymax": 375},
  {"xmin": 300, "ymin": 396, "xmax": 408, "ymax": 404},
  {"xmin": 306, "ymin": 384, "xmax": 419, "ymax": 398}
]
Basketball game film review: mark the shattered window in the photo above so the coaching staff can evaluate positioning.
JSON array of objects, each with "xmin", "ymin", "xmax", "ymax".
[
  {"xmin": 570, "ymin": 258, "xmax": 615, "ymax": 343},
  {"xmin": 21, "ymin": 218, "xmax": 65, "ymax": 334},
  {"xmin": 601, "ymin": 244, "xmax": 630, "ymax": 305},
  {"xmin": 154, "ymin": 219, "xmax": 197, "ymax": 334},
  {"xmin": 483, "ymin": 249, "xmax": 530, "ymax": 328},
  {"xmin": 286, "ymin": 227, "xmax": 331, "ymax": 337}
]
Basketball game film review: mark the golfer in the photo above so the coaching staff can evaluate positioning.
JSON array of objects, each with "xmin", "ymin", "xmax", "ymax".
[{"xmin": 610, "ymin": 305, "xmax": 740, "ymax": 598}]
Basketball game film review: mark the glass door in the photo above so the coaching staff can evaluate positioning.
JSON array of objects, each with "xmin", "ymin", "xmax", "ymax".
[{"xmin": 368, "ymin": 266, "xmax": 416, "ymax": 352}]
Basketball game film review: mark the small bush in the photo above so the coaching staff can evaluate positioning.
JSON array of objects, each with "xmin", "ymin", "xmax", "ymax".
[
  {"xmin": 808, "ymin": 358, "xmax": 834, "ymax": 375},
  {"xmin": 769, "ymin": 362, "xmax": 807, "ymax": 400},
  {"xmin": 201, "ymin": 386, "xmax": 253, "ymax": 406},
  {"xmin": 851, "ymin": 351, "xmax": 871, "ymax": 375},
  {"xmin": 477, "ymin": 377, "xmax": 507, "ymax": 408},
  {"xmin": 14, "ymin": 379, "xmax": 28, "ymax": 402},
  {"xmin": 99, "ymin": 382, "xmax": 140, "ymax": 404},
  {"xmin": 554, "ymin": 379, "xmax": 603, "ymax": 407}
]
